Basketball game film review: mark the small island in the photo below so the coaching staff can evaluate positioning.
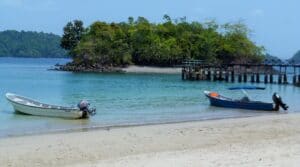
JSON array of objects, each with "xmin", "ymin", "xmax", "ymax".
[{"xmin": 57, "ymin": 16, "xmax": 265, "ymax": 72}]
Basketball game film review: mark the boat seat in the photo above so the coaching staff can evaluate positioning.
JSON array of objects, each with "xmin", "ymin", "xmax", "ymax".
[{"xmin": 209, "ymin": 92, "xmax": 220, "ymax": 97}]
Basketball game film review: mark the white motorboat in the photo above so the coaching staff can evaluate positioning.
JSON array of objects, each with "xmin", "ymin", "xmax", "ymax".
[{"xmin": 6, "ymin": 93, "xmax": 96, "ymax": 119}]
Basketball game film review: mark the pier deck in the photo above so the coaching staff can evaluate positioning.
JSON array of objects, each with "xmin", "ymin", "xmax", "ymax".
[{"xmin": 181, "ymin": 60, "xmax": 300, "ymax": 86}]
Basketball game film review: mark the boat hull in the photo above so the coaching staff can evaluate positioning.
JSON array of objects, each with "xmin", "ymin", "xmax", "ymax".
[
  {"xmin": 6, "ymin": 93, "xmax": 84, "ymax": 119},
  {"xmin": 204, "ymin": 91, "xmax": 274, "ymax": 111}
]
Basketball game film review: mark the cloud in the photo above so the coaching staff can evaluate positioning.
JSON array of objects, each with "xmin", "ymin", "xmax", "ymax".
[{"xmin": 251, "ymin": 9, "xmax": 264, "ymax": 17}]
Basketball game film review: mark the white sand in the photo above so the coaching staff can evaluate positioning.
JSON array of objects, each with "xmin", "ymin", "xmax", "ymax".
[
  {"xmin": 122, "ymin": 65, "xmax": 181, "ymax": 74},
  {"xmin": 1, "ymin": 114, "xmax": 300, "ymax": 167}
]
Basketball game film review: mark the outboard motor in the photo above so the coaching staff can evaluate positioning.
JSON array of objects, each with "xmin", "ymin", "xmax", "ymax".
[
  {"xmin": 272, "ymin": 93, "xmax": 288, "ymax": 111},
  {"xmin": 78, "ymin": 100, "xmax": 96, "ymax": 118}
]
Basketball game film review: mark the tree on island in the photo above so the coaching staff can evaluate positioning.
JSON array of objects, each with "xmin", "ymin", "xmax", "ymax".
[
  {"xmin": 61, "ymin": 16, "xmax": 265, "ymax": 69},
  {"xmin": 60, "ymin": 20, "xmax": 85, "ymax": 56}
]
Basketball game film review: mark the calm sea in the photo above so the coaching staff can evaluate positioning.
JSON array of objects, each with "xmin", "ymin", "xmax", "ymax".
[{"xmin": 0, "ymin": 57, "xmax": 299, "ymax": 137}]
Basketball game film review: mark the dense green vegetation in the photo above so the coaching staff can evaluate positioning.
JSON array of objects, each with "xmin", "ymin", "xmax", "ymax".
[
  {"xmin": 0, "ymin": 30, "xmax": 66, "ymax": 57},
  {"xmin": 61, "ymin": 16, "xmax": 265, "ymax": 67},
  {"xmin": 290, "ymin": 50, "xmax": 300, "ymax": 63}
]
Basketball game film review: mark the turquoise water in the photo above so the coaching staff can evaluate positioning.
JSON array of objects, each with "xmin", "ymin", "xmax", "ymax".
[{"xmin": 0, "ymin": 57, "xmax": 300, "ymax": 137}]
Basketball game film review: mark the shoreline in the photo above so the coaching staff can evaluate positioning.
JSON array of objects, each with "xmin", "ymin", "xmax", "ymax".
[
  {"xmin": 52, "ymin": 64, "xmax": 284, "ymax": 75},
  {"xmin": 53, "ymin": 64, "xmax": 181, "ymax": 74},
  {"xmin": 1, "ymin": 113, "xmax": 300, "ymax": 167},
  {"xmin": 0, "ymin": 112, "xmax": 277, "ymax": 139},
  {"xmin": 122, "ymin": 65, "xmax": 181, "ymax": 74}
]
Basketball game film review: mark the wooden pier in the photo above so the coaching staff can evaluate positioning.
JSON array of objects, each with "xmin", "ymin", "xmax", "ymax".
[{"xmin": 181, "ymin": 60, "xmax": 300, "ymax": 86}]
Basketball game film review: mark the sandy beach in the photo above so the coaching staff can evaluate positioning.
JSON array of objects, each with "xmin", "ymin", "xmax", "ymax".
[
  {"xmin": 122, "ymin": 65, "xmax": 181, "ymax": 74},
  {"xmin": 1, "ymin": 114, "xmax": 300, "ymax": 167}
]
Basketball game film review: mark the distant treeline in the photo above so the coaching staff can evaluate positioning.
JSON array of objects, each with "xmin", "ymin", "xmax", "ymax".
[
  {"xmin": 264, "ymin": 54, "xmax": 283, "ymax": 64},
  {"xmin": 0, "ymin": 30, "xmax": 66, "ymax": 58},
  {"xmin": 61, "ymin": 16, "xmax": 265, "ymax": 67},
  {"xmin": 290, "ymin": 50, "xmax": 300, "ymax": 63}
]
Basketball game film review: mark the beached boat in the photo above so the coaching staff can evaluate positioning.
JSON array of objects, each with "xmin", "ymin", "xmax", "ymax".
[
  {"xmin": 6, "ymin": 93, "xmax": 96, "ymax": 119},
  {"xmin": 204, "ymin": 86, "xmax": 288, "ymax": 111}
]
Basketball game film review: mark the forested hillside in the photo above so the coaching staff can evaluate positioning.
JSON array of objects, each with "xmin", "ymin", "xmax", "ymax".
[
  {"xmin": 264, "ymin": 54, "xmax": 283, "ymax": 64},
  {"xmin": 61, "ymin": 16, "xmax": 265, "ymax": 67},
  {"xmin": 0, "ymin": 30, "xmax": 66, "ymax": 57},
  {"xmin": 290, "ymin": 50, "xmax": 300, "ymax": 63}
]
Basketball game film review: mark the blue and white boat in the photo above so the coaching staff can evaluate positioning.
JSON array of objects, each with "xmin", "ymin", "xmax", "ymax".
[{"xmin": 204, "ymin": 86, "xmax": 288, "ymax": 111}]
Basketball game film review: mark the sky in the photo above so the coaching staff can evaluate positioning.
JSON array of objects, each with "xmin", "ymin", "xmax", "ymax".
[{"xmin": 0, "ymin": 0, "xmax": 299, "ymax": 59}]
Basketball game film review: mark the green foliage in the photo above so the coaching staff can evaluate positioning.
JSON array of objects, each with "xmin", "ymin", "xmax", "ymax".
[
  {"xmin": 73, "ymin": 22, "xmax": 132, "ymax": 66},
  {"xmin": 60, "ymin": 20, "xmax": 85, "ymax": 56},
  {"xmin": 0, "ymin": 30, "xmax": 66, "ymax": 57},
  {"xmin": 218, "ymin": 22, "xmax": 265, "ymax": 64},
  {"xmin": 68, "ymin": 16, "xmax": 265, "ymax": 67}
]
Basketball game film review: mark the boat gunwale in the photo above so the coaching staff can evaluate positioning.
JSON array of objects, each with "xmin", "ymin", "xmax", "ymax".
[
  {"xmin": 5, "ymin": 93, "xmax": 79, "ymax": 111},
  {"xmin": 204, "ymin": 90, "xmax": 273, "ymax": 105}
]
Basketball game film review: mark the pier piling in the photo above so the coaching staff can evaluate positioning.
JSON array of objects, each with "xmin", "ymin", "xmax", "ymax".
[
  {"xmin": 278, "ymin": 75, "xmax": 282, "ymax": 84},
  {"xmin": 231, "ymin": 71, "xmax": 235, "ymax": 82},
  {"xmin": 243, "ymin": 74, "xmax": 247, "ymax": 82},
  {"xmin": 264, "ymin": 75, "xmax": 268, "ymax": 83},
  {"xmin": 284, "ymin": 74, "xmax": 288, "ymax": 84},
  {"xmin": 238, "ymin": 74, "xmax": 242, "ymax": 83},
  {"xmin": 256, "ymin": 73, "xmax": 260, "ymax": 83},
  {"xmin": 180, "ymin": 60, "xmax": 299, "ymax": 87},
  {"xmin": 207, "ymin": 70, "xmax": 211, "ymax": 81},
  {"xmin": 251, "ymin": 74, "xmax": 255, "ymax": 83},
  {"xmin": 213, "ymin": 71, "xmax": 217, "ymax": 81},
  {"xmin": 270, "ymin": 74, "xmax": 273, "ymax": 83},
  {"xmin": 225, "ymin": 72, "xmax": 229, "ymax": 82}
]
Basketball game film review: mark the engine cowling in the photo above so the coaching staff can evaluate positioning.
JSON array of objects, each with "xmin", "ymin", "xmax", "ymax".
[
  {"xmin": 272, "ymin": 93, "xmax": 288, "ymax": 111},
  {"xmin": 78, "ymin": 100, "xmax": 96, "ymax": 118},
  {"xmin": 78, "ymin": 100, "xmax": 90, "ymax": 110}
]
